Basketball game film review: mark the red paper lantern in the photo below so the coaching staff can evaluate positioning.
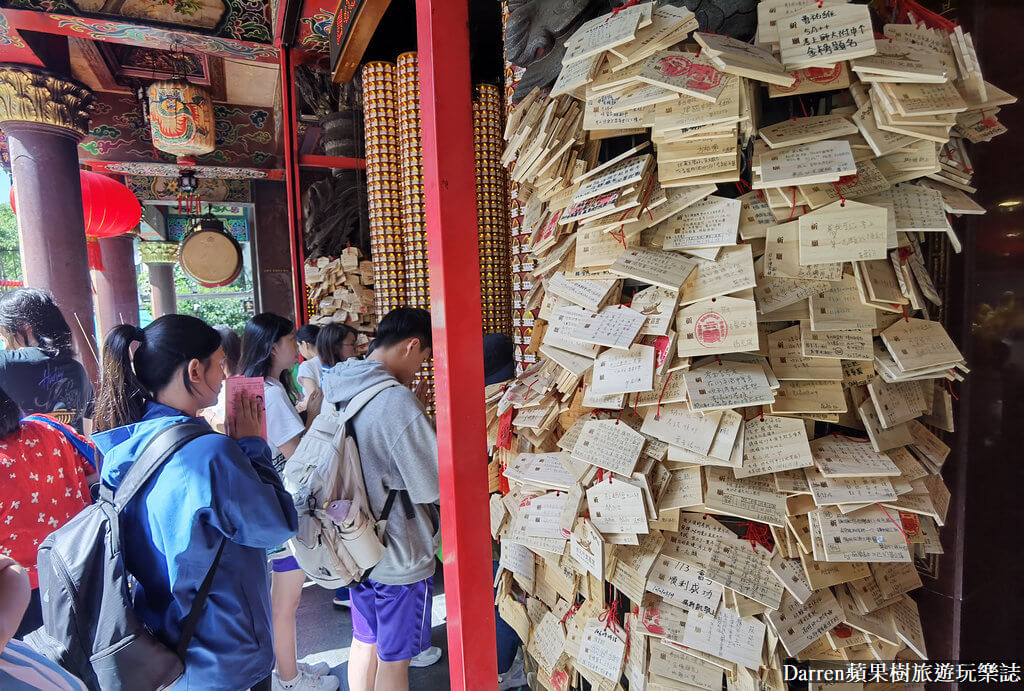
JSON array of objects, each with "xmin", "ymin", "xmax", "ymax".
[{"xmin": 10, "ymin": 170, "xmax": 142, "ymax": 271}]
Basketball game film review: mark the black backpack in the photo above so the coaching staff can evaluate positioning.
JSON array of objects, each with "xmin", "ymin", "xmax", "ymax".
[{"xmin": 26, "ymin": 422, "xmax": 222, "ymax": 691}]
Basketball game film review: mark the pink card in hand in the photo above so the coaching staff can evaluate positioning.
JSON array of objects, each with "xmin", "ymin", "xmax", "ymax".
[{"xmin": 225, "ymin": 376, "xmax": 267, "ymax": 439}]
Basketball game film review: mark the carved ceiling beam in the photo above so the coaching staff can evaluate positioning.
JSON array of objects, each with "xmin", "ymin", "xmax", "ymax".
[
  {"xmin": 69, "ymin": 37, "xmax": 125, "ymax": 93},
  {"xmin": 0, "ymin": 8, "xmax": 280, "ymax": 64}
]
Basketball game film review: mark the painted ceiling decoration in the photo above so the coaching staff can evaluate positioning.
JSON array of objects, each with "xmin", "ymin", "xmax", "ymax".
[
  {"xmin": 0, "ymin": 5, "xmax": 278, "ymax": 62},
  {"xmin": 295, "ymin": 0, "xmax": 332, "ymax": 52},
  {"xmin": 80, "ymin": 91, "xmax": 277, "ymax": 167},
  {"xmin": 0, "ymin": 9, "xmax": 42, "ymax": 64},
  {"xmin": 92, "ymin": 160, "xmax": 279, "ymax": 178},
  {"xmin": 0, "ymin": 0, "xmax": 359, "ymax": 182},
  {"xmin": 167, "ymin": 209, "xmax": 249, "ymax": 242},
  {"xmin": 71, "ymin": 0, "xmax": 228, "ymax": 31},
  {"xmin": 99, "ymin": 44, "xmax": 210, "ymax": 86},
  {"xmin": 2, "ymin": 0, "xmax": 272, "ymax": 42},
  {"xmin": 126, "ymin": 174, "xmax": 252, "ymax": 202}
]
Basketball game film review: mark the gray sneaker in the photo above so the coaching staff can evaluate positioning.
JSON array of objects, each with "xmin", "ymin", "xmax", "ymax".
[
  {"xmin": 298, "ymin": 661, "xmax": 331, "ymax": 677},
  {"xmin": 409, "ymin": 645, "xmax": 443, "ymax": 668},
  {"xmin": 498, "ymin": 648, "xmax": 527, "ymax": 690},
  {"xmin": 271, "ymin": 669, "xmax": 339, "ymax": 691}
]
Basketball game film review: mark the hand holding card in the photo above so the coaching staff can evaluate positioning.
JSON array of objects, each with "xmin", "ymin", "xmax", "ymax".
[{"xmin": 225, "ymin": 376, "xmax": 267, "ymax": 440}]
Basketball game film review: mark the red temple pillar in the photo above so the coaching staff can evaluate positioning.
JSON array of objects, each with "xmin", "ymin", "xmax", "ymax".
[
  {"xmin": 92, "ymin": 235, "xmax": 140, "ymax": 339},
  {"xmin": 0, "ymin": 64, "xmax": 99, "ymax": 382},
  {"xmin": 416, "ymin": 0, "xmax": 498, "ymax": 688}
]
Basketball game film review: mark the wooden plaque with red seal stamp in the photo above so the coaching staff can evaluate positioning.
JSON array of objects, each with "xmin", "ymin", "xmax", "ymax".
[
  {"xmin": 638, "ymin": 50, "xmax": 730, "ymax": 103},
  {"xmin": 694, "ymin": 311, "xmax": 729, "ymax": 347},
  {"xmin": 769, "ymin": 63, "xmax": 851, "ymax": 98}
]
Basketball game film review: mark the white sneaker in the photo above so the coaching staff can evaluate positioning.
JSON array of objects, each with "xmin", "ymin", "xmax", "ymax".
[
  {"xmin": 298, "ymin": 661, "xmax": 331, "ymax": 676},
  {"xmin": 331, "ymin": 596, "xmax": 350, "ymax": 608},
  {"xmin": 271, "ymin": 668, "xmax": 340, "ymax": 691},
  {"xmin": 409, "ymin": 645, "xmax": 442, "ymax": 668},
  {"xmin": 498, "ymin": 648, "xmax": 527, "ymax": 690}
]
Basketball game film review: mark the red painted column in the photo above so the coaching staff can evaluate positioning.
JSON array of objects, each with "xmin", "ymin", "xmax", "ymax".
[
  {"xmin": 415, "ymin": 1, "xmax": 498, "ymax": 689},
  {"xmin": 1, "ymin": 67, "xmax": 99, "ymax": 382},
  {"xmin": 92, "ymin": 235, "xmax": 140, "ymax": 339},
  {"xmin": 279, "ymin": 48, "xmax": 306, "ymax": 325}
]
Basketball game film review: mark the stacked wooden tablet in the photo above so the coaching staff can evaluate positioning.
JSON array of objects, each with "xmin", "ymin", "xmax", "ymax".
[
  {"xmin": 303, "ymin": 250, "xmax": 377, "ymax": 332},
  {"xmin": 492, "ymin": 2, "xmax": 1009, "ymax": 689}
]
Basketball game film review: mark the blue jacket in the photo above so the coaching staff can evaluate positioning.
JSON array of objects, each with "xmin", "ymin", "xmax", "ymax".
[{"xmin": 93, "ymin": 402, "xmax": 298, "ymax": 690}]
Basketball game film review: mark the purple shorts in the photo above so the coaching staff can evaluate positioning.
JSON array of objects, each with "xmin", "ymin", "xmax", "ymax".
[
  {"xmin": 270, "ymin": 555, "xmax": 301, "ymax": 573},
  {"xmin": 350, "ymin": 577, "xmax": 433, "ymax": 662}
]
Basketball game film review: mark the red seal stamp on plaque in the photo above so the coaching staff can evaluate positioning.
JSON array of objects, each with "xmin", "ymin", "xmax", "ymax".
[
  {"xmin": 695, "ymin": 312, "xmax": 728, "ymax": 346},
  {"xmin": 833, "ymin": 624, "xmax": 854, "ymax": 639},
  {"xmin": 775, "ymin": 64, "xmax": 843, "ymax": 94},
  {"xmin": 656, "ymin": 56, "xmax": 722, "ymax": 91},
  {"xmin": 806, "ymin": 64, "xmax": 844, "ymax": 85}
]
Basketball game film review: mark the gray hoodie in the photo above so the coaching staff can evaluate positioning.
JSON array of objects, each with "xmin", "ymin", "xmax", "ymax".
[{"xmin": 321, "ymin": 358, "xmax": 440, "ymax": 586}]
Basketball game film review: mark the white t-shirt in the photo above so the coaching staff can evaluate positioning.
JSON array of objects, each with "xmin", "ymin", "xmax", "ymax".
[
  {"xmin": 263, "ymin": 377, "xmax": 304, "ymax": 463},
  {"xmin": 296, "ymin": 357, "xmax": 322, "ymax": 398},
  {"xmin": 199, "ymin": 387, "xmax": 227, "ymax": 434}
]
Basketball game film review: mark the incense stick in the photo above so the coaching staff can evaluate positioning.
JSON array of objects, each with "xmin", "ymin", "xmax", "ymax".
[{"xmin": 73, "ymin": 311, "xmax": 99, "ymax": 367}]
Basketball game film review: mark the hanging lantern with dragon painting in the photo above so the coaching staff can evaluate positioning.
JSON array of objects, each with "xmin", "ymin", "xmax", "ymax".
[{"xmin": 147, "ymin": 80, "xmax": 216, "ymax": 157}]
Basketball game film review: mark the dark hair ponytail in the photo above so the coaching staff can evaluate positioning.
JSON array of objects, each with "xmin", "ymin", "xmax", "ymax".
[
  {"xmin": 0, "ymin": 288, "xmax": 74, "ymax": 357},
  {"xmin": 239, "ymin": 313, "xmax": 297, "ymax": 399},
  {"xmin": 94, "ymin": 315, "xmax": 221, "ymax": 431}
]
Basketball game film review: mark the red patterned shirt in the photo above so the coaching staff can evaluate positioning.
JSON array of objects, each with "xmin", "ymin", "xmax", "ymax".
[{"xmin": 0, "ymin": 420, "xmax": 92, "ymax": 588}]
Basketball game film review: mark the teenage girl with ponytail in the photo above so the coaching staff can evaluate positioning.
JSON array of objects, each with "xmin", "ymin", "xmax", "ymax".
[
  {"xmin": 238, "ymin": 313, "xmax": 336, "ymax": 691},
  {"xmin": 91, "ymin": 315, "xmax": 298, "ymax": 691}
]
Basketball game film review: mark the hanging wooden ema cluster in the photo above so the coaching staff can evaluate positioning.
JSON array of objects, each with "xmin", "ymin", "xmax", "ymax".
[
  {"xmin": 492, "ymin": 2, "xmax": 1011, "ymax": 689},
  {"xmin": 304, "ymin": 248, "xmax": 376, "ymax": 332}
]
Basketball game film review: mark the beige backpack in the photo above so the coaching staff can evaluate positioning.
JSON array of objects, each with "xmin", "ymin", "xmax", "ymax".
[{"xmin": 282, "ymin": 381, "xmax": 400, "ymax": 588}]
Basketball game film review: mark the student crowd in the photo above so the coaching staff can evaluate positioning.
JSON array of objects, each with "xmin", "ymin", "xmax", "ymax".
[{"xmin": 0, "ymin": 288, "xmax": 521, "ymax": 691}]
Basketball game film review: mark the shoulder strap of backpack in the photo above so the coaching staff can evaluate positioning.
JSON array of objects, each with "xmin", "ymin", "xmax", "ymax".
[
  {"xmin": 102, "ymin": 421, "xmax": 224, "ymax": 659},
  {"xmin": 108, "ymin": 422, "xmax": 214, "ymax": 513},
  {"xmin": 339, "ymin": 380, "xmax": 403, "ymax": 425},
  {"xmin": 175, "ymin": 538, "xmax": 225, "ymax": 658},
  {"xmin": 379, "ymin": 488, "xmax": 417, "ymax": 523},
  {"xmin": 23, "ymin": 414, "xmax": 97, "ymax": 471}
]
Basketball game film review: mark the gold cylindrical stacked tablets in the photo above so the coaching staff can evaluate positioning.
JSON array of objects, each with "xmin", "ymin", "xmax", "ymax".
[
  {"xmin": 362, "ymin": 61, "xmax": 406, "ymax": 319},
  {"xmin": 396, "ymin": 52, "xmax": 434, "ymax": 415},
  {"xmin": 397, "ymin": 52, "xmax": 429, "ymax": 310},
  {"xmin": 473, "ymin": 83, "xmax": 512, "ymax": 337}
]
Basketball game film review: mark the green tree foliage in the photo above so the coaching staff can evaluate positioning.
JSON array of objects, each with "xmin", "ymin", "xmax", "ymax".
[
  {"xmin": 136, "ymin": 252, "xmax": 253, "ymax": 332},
  {"xmin": 0, "ymin": 204, "xmax": 21, "ymax": 282}
]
